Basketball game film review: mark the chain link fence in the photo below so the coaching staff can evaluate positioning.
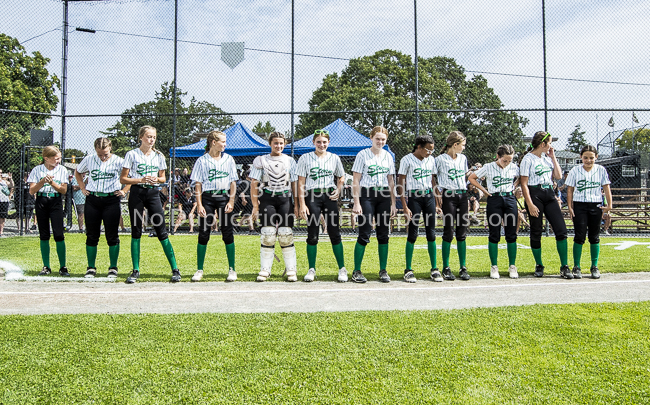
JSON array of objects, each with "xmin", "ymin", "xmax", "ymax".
[{"xmin": 1, "ymin": 0, "xmax": 649, "ymax": 236}]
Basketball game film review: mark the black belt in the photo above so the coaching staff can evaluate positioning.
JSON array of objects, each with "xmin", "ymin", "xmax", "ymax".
[
  {"xmin": 530, "ymin": 184, "xmax": 552, "ymax": 190},
  {"xmin": 492, "ymin": 191, "xmax": 513, "ymax": 196},
  {"xmin": 408, "ymin": 188, "xmax": 432, "ymax": 196},
  {"xmin": 36, "ymin": 192, "xmax": 61, "ymax": 198}
]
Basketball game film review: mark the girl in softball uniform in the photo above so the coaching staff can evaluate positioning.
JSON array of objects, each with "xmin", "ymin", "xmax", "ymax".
[
  {"xmin": 468, "ymin": 145, "xmax": 520, "ymax": 279},
  {"xmin": 519, "ymin": 131, "xmax": 569, "ymax": 278},
  {"xmin": 296, "ymin": 129, "xmax": 347, "ymax": 282},
  {"xmin": 250, "ymin": 132, "xmax": 299, "ymax": 282},
  {"xmin": 120, "ymin": 125, "xmax": 180, "ymax": 283},
  {"xmin": 28, "ymin": 145, "xmax": 69, "ymax": 276},
  {"xmin": 351, "ymin": 126, "xmax": 397, "ymax": 283},
  {"xmin": 190, "ymin": 130, "xmax": 238, "ymax": 282},
  {"xmin": 398, "ymin": 135, "xmax": 441, "ymax": 283},
  {"xmin": 435, "ymin": 131, "xmax": 470, "ymax": 281},
  {"xmin": 75, "ymin": 138, "xmax": 129, "ymax": 278},
  {"xmin": 566, "ymin": 145, "xmax": 612, "ymax": 279}
]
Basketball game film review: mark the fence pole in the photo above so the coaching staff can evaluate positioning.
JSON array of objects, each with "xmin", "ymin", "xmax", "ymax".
[
  {"xmin": 542, "ymin": 0, "xmax": 548, "ymax": 131},
  {"xmin": 19, "ymin": 144, "xmax": 25, "ymax": 236},
  {"xmin": 414, "ymin": 0, "xmax": 419, "ymax": 136},
  {"xmin": 170, "ymin": 0, "xmax": 178, "ymax": 234},
  {"xmin": 290, "ymin": 0, "xmax": 295, "ymax": 156}
]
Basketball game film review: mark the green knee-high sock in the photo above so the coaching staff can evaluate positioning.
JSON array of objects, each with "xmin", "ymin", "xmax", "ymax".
[
  {"xmin": 225, "ymin": 242, "xmax": 236, "ymax": 269},
  {"xmin": 56, "ymin": 240, "xmax": 66, "ymax": 268},
  {"xmin": 457, "ymin": 240, "xmax": 467, "ymax": 268},
  {"xmin": 532, "ymin": 248, "xmax": 543, "ymax": 266},
  {"xmin": 108, "ymin": 244, "xmax": 119, "ymax": 268},
  {"xmin": 488, "ymin": 242, "xmax": 499, "ymax": 266},
  {"xmin": 507, "ymin": 242, "xmax": 517, "ymax": 266},
  {"xmin": 306, "ymin": 244, "xmax": 318, "ymax": 269},
  {"xmin": 442, "ymin": 240, "xmax": 451, "ymax": 268},
  {"xmin": 354, "ymin": 242, "xmax": 366, "ymax": 272},
  {"xmin": 573, "ymin": 242, "xmax": 583, "ymax": 268},
  {"xmin": 378, "ymin": 244, "xmax": 389, "ymax": 271},
  {"xmin": 131, "ymin": 238, "xmax": 141, "ymax": 270},
  {"xmin": 40, "ymin": 240, "xmax": 50, "ymax": 268},
  {"xmin": 405, "ymin": 241, "xmax": 415, "ymax": 270},
  {"xmin": 557, "ymin": 239, "xmax": 568, "ymax": 267},
  {"xmin": 427, "ymin": 241, "xmax": 437, "ymax": 269},
  {"xmin": 331, "ymin": 243, "xmax": 345, "ymax": 269},
  {"xmin": 197, "ymin": 243, "xmax": 207, "ymax": 270},
  {"xmin": 86, "ymin": 245, "xmax": 97, "ymax": 268},
  {"xmin": 160, "ymin": 238, "xmax": 178, "ymax": 270},
  {"xmin": 590, "ymin": 243, "xmax": 600, "ymax": 267}
]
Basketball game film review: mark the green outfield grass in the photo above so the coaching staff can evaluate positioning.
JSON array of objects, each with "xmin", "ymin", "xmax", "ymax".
[
  {"xmin": 0, "ymin": 234, "xmax": 648, "ymax": 281},
  {"xmin": 0, "ymin": 302, "xmax": 648, "ymax": 404}
]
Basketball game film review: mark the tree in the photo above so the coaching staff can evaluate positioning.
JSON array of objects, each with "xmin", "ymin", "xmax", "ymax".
[
  {"xmin": 104, "ymin": 82, "xmax": 235, "ymax": 157},
  {"xmin": 566, "ymin": 124, "xmax": 588, "ymax": 153},
  {"xmin": 615, "ymin": 128, "xmax": 650, "ymax": 153},
  {"xmin": 0, "ymin": 34, "xmax": 60, "ymax": 174},
  {"xmin": 252, "ymin": 121, "xmax": 276, "ymax": 135},
  {"xmin": 296, "ymin": 49, "xmax": 528, "ymax": 163},
  {"xmin": 64, "ymin": 148, "xmax": 86, "ymax": 164}
]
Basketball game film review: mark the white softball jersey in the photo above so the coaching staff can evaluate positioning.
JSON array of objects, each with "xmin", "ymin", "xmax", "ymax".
[
  {"xmin": 398, "ymin": 153, "xmax": 437, "ymax": 191},
  {"xmin": 474, "ymin": 161, "xmax": 519, "ymax": 194},
  {"xmin": 249, "ymin": 154, "xmax": 298, "ymax": 194},
  {"xmin": 565, "ymin": 164, "xmax": 611, "ymax": 203},
  {"xmin": 519, "ymin": 153, "xmax": 554, "ymax": 186},
  {"xmin": 76, "ymin": 154, "xmax": 125, "ymax": 193},
  {"xmin": 190, "ymin": 153, "xmax": 238, "ymax": 192},
  {"xmin": 435, "ymin": 153, "xmax": 468, "ymax": 190},
  {"xmin": 122, "ymin": 148, "xmax": 167, "ymax": 183},
  {"xmin": 27, "ymin": 164, "xmax": 69, "ymax": 194},
  {"xmin": 352, "ymin": 148, "xmax": 395, "ymax": 188},
  {"xmin": 295, "ymin": 152, "xmax": 345, "ymax": 191}
]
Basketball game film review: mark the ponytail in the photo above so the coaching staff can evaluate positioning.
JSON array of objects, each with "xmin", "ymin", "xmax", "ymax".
[
  {"xmin": 520, "ymin": 131, "xmax": 552, "ymax": 162},
  {"xmin": 440, "ymin": 131, "xmax": 466, "ymax": 154}
]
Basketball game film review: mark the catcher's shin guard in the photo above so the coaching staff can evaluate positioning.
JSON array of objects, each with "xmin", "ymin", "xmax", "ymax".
[
  {"xmin": 258, "ymin": 226, "xmax": 276, "ymax": 281},
  {"xmin": 278, "ymin": 226, "xmax": 297, "ymax": 282}
]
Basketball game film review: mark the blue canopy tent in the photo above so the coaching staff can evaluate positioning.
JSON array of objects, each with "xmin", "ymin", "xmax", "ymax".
[
  {"xmin": 170, "ymin": 122, "xmax": 271, "ymax": 158},
  {"xmin": 289, "ymin": 118, "xmax": 395, "ymax": 158}
]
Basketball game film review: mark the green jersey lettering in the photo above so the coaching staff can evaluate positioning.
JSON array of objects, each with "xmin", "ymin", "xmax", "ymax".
[
  {"xmin": 368, "ymin": 165, "xmax": 390, "ymax": 177},
  {"xmin": 90, "ymin": 169, "xmax": 116, "ymax": 181},
  {"xmin": 309, "ymin": 167, "xmax": 333, "ymax": 181},
  {"xmin": 576, "ymin": 179, "xmax": 601, "ymax": 192},
  {"xmin": 136, "ymin": 163, "xmax": 159, "ymax": 176},
  {"xmin": 208, "ymin": 169, "xmax": 230, "ymax": 182},
  {"xmin": 413, "ymin": 168, "xmax": 432, "ymax": 180},
  {"xmin": 448, "ymin": 168, "xmax": 465, "ymax": 180},
  {"xmin": 534, "ymin": 164, "xmax": 552, "ymax": 177},
  {"xmin": 492, "ymin": 175, "xmax": 512, "ymax": 188}
]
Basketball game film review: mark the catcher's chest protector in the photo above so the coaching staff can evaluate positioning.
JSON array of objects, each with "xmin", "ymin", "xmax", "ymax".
[{"xmin": 257, "ymin": 154, "xmax": 292, "ymax": 193}]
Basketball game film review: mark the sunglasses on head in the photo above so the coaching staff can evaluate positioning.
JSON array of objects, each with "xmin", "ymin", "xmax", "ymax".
[{"xmin": 314, "ymin": 129, "xmax": 329, "ymax": 136}]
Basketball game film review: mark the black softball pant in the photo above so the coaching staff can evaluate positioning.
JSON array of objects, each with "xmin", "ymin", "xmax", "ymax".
[
  {"xmin": 305, "ymin": 190, "xmax": 341, "ymax": 246},
  {"xmin": 128, "ymin": 185, "xmax": 168, "ymax": 241},
  {"xmin": 35, "ymin": 196, "xmax": 65, "ymax": 242},
  {"xmin": 441, "ymin": 191, "xmax": 469, "ymax": 243},
  {"xmin": 525, "ymin": 186, "xmax": 567, "ymax": 249},
  {"xmin": 572, "ymin": 202, "xmax": 602, "ymax": 245},
  {"xmin": 357, "ymin": 188, "xmax": 391, "ymax": 246},
  {"xmin": 198, "ymin": 193, "xmax": 234, "ymax": 245},
  {"xmin": 486, "ymin": 194, "xmax": 518, "ymax": 244},
  {"xmin": 259, "ymin": 192, "xmax": 294, "ymax": 228},
  {"xmin": 406, "ymin": 192, "xmax": 436, "ymax": 244},
  {"xmin": 85, "ymin": 194, "xmax": 121, "ymax": 247}
]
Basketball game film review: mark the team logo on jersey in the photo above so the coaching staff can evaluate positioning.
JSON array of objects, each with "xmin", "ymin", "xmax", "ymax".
[
  {"xmin": 448, "ymin": 168, "xmax": 465, "ymax": 180},
  {"xmin": 413, "ymin": 168, "xmax": 432, "ymax": 180},
  {"xmin": 368, "ymin": 165, "xmax": 390, "ymax": 177},
  {"xmin": 208, "ymin": 169, "xmax": 230, "ymax": 181},
  {"xmin": 534, "ymin": 164, "xmax": 552, "ymax": 176},
  {"xmin": 492, "ymin": 175, "xmax": 512, "ymax": 188},
  {"xmin": 576, "ymin": 179, "xmax": 601, "ymax": 192},
  {"xmin": 309, "ymin": 167, "xmax": 333, "ymax": 180},
  {"xmin": 90, "ymin": 169, "xmax": 116, "ymax": 181},
  {"xmin": 136, "ymin": 164, "xmax": 159, "ymax": 176}
]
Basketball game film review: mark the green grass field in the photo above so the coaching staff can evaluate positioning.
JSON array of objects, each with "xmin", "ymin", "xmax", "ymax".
[
  {"xmin": 1, "ymin": 234, "xmax": 648, "ymax": 281},
  {"xmin": 0, "ymin": 303, "xmax": 648, "ymax": 404}
]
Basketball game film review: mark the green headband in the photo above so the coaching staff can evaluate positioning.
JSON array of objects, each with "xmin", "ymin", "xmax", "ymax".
[{"xmin": 528, "ymin": 132, "xmax": 551, "ymax": 149}]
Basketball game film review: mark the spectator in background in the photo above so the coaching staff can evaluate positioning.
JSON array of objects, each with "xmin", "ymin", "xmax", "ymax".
[
  {"xmin": 557, "ymin": 170, "xmax": 569, "ymax": 205},
  {"xmin": 0, "ymin": 169, "xmax": 14, "ymax": 236},
  {"xmin": 70, "ymin": 173, "xmax": 87, "ymax": 233},
  {"xmin": 173, "ymin": 187, "xmax": 196, "ymax": 233},
  {"xmin": 180, "ymin": 167, "xmax": 190, "ymax": 186},
  {"xmin": 15, "ymin": 172, "xmax": 36, "ymax": 233},
  {"xmin": 236, "ymin": 170, "xmax": 255, "ymax": 234},
  {"xmin": 514, "ymin": 187, "xmax": 530, "ymax": 232},
  {"xmin": 467, "ymin": 183, "xmax": 482, "ymax": 225}
]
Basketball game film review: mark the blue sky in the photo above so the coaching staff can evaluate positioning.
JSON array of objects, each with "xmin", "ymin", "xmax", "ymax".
[{"xmin": 2, "ymin": 0, "xmax": 649, "ymax": 153}]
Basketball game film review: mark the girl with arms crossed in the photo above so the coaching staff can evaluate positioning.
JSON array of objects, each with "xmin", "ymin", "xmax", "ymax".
[
  {"xmin": 120, "ymin": 125, "xmax": 181, "ymax": 283},
  {"xmin": 435, "ymin": 131, "xmax": 470, "ymax": 281},
  {"xmin": 351, "ymin": 126, "xmax": 397, "ymax": 283},
  {"xmin": 190, "ymin": 130, "xmax": 238, "ymax": 282},
  {"xmin": 468, "ymin": 145, "xmax": 520, "ymax": 279},
  {"xmin": 296, "ymin": 129, "xmax": 347, "ymax": 282},
  {"xmin": 28, "ymin": 146, "xmax": 69, "ymax": 276},
  {"xmin": 398, "ymin": 135, "xmax": 441, "ymax": 282},
  {"xmin": 75, "ymin": 138, "xmax": 129, "ymax": 278},
  {"xmin": 250, "ymin": 132, "xmax": 299, "ymax": 282},
  {"xmin": 566, "ymin": 145, "xmax": 612, "ymax": 279},
  {"xmin": 519, "ymin": 131, "xmax": 570, "ymax": 278}
]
